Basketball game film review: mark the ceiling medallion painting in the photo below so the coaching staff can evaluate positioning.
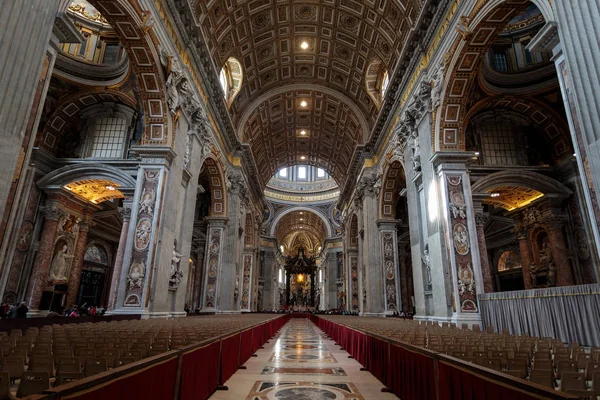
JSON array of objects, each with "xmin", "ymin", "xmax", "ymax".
[
  {"xmin": 64, "ymin": 179, "xmax": 124, "ymax": 204},
  {"xmin": 194, "ymin": 0, "xmax": 423, "ymax": 186},
  {"xmin": 483, "ymin": 186, "xmax": 544, "ymax": 211}
]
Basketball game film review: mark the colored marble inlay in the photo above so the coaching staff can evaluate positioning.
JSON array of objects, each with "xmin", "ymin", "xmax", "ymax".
[
  {"xmin": 245, "ymin": 382, "xmax": 365, "ymax": 400},
  {"xmin": 261, "ymin": 367, "xmax": 347, "ymax": 376}
]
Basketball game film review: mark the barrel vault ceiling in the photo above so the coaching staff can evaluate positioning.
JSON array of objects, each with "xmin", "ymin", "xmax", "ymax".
[{"xmin": 192, "ymin": 0, "xmax": 424, "ymax": 185}]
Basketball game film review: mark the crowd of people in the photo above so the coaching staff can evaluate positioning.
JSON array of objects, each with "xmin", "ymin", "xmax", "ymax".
[
  {"xmin": 0, "ymin": 302, "xmax": 106, "ymax": 319},
  {"xmin": 0, "ymin": 301, "xmax": 29, "ymax": 318}
]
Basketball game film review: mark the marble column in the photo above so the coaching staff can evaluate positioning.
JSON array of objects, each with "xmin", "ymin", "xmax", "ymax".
[
  {"xmin": 346, "ymin": 249, "xmax": 359, "ymax": 313},
  {"xmin": 107, "ymin": 204, "xmax": 131, "ymax": 311},
  {"xmin": 326, "ymin": 252, "xmax": 337, "ymax": 310},
  {"xmin": 201, "ymin": 217, "xmax": 228, "ymax": 312},
  {"xmin": 472, "ymin": 198, "xmax": 494, "ymax": 293},
  {"xmin": 191, "ymin": 243, "xmax": 205, "ymax": 310},
  {"xmin": 530, "ymin": 13, "xmax": 600, "ymax": 267},
  {"xmin": 431, "ymin": 152, "xmax": 484, "ymax": 327},
  {"xmin": 377, "ymin": 220, "xmax": 401, "ymax": 314},
  {"xmin": 64, "ymin": 219, "xmax": 91, "ymax": 308},
  {"xmin": 25, "ymin": 206, "xmax": 62, "ymax": 311},
  {"xmin": 0, "ymin": 0, "xmax": 61, "ymax": 220},
  {"xmin": 514, "ymin": 225, "xmax": 533, "ymax": 289},
  {"xmin": 545, "ymin": 217, "xmax": 575, "ymax": 286},
  {"xmin": 212, "ymin": 175, "xmax": 247, "ymax": 313},
  {"xmin": 398, "ymin": 245, "xmax": 409, "ymax": 313},
  {"xmin": 358, "ymin": 173, "xmax": 384, "ymax": 316},
  {"xmin": 112, "ymin": 148, "xmax": 174, "ymax": 316},
  {"xmin": 240, "ymin": 251, "xmax": 254, "ymax": 312}
]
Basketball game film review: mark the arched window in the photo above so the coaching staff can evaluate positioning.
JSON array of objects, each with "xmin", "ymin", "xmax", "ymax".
[
  {"xmin": 381, "ymin": 70, "xmax": 390, "ymax": 98},
  {"xmin": 365, "ymin": 58, "xmax": 389, "ymax": 108},
  {"xmin": 219, "ymin": 57, "xmax": 243, "ymax": 107},
  {"xmin": 497, "ymin": 250, "xmax": 521, "ymax": 272},
  {"xmin": 84, "ymin": 244, "xmax": 109, "ymax": 265}
]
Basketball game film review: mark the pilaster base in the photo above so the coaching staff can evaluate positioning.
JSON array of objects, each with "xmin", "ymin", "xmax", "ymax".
[
  {"xmin": 169, "ymin": 311, "xmax": 187, "ymax": 318},
  {"xmin": 217, "ymin": 310, "xmax": 242, "ymax": 315},
  {"xmin": 106, "ymin": 308, "xmax": 150, "ymax": 318},
  {"xmin": 26, "ymin": 310, "xmax": 50, "ymax": 318},
  {"xmin": 413, "ymin": 315, "xmax": 453, "ymax": 324},
  {"xmin": 450, "ymin": 312, "xmax": 482, "ymax": 329},
  {"xmin": 359, "ymin": 312, "xmax": 385, "ymax": 317}
]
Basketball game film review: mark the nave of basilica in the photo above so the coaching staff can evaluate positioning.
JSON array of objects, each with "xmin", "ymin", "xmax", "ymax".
[{"xmin": 0, "ymin": 0, "xmax": 599, "ymax": 399}]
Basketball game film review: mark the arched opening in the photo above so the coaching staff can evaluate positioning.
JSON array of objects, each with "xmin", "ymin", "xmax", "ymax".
[
  {"xmin": 185, "ymin": 156, "xmax": 227, "ymax": 311},
  {"xmin": 380, "ymin": 160, "xmax": 414, "ymax": 313},
  {"xmin": 220, "ymin": 57, "xmax": 243, "ymax": 107},
  {"xmin": 365, "ymin": 58, "xmax": 390, "ymax": 108}
]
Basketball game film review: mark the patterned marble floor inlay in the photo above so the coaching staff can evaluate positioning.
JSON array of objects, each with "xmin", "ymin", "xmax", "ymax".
[
  {"xmin": 245, "ymin": 381, "xmax": 365, "ymax": 400},
  {"xmin": 269, "ymin": 351, "xmax": 338, "ymax": 363},
  {"xmin": 261, "ymin": 366, "xmax": 347, "ymax": 376},
  {"xmin": 209, "ymin": 318, "xmax": 399, "ymax": 399}
]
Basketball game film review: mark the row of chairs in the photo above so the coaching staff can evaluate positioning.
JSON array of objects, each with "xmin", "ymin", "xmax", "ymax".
[
  {"xmin": 319, "ymin": 316, "xmax": 600, "ymax": 397},
  {"xmin": 0, "ymin": 314, "xmax": 279, "ymax": 399}
]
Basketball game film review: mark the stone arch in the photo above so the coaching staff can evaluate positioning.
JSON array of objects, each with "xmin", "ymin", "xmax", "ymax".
[
  {"xmin": 36, "ymin": 163, "xmax": 137, "ymax": 196},
  {"xmin": 465, "ymin": 95, "xmax": 573, "ymax": 161},
  {"xmin": 472, "ymin": 170, "xmax": 572, "ymax": 197},
  {"xmin": 269, "ymin": 206, "xmax": 333, "ymax": 238},
  {"xmin": 436, "ymin": 0, "xmax": 554, "ymax": 151},
  {"xmin": 86, "ymin": 0, "xmax": 171, "ymax": 146},
  {"xmin": 200, "ymin": 155, "xmax": 227, "ymax": 217},
  {"xmin": 39, "ymin": 89, "xmax": 137, "ymax": 152},
  {"xmin": 379, "ymin": 159, "xmax": 407, "ymax": 219}
]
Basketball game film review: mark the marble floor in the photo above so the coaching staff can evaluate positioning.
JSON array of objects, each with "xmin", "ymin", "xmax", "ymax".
[{"xmin": 209, "ymin": 318, "xmax": 399, "ymax": 400}]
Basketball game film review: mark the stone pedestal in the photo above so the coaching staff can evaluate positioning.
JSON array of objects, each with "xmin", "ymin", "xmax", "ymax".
[
  {"xmin": 25, "ymin": 206, "xmax": 61, "ymax": 311},
  {"xmin": 64, "ymin": 219, "xmax": 90, "ymax": 307}
]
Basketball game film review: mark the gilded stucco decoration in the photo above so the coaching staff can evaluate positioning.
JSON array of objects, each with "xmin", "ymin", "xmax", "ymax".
[
  {"xmin": 63, "ymin": 179, "xmax": 124, "ymax": 204},
  {"xmin": 483, "ymin": 186, "xmax": 544, "ymax": 211}
]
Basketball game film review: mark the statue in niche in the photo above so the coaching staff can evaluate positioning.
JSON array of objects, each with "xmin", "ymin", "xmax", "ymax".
[
  {"xmin": 48, "ymin": 242, "xmax": 74, "ymax": 282},
  {"xmin": 430, "ymin": 61, "xmax": 445, "ymax": 111},
  {"xmin": 411, "ymin": 133, "xmax": 421, "ymax": 172},
  {"xmin": 183, "ymin": 135, "xmax": 191, "ymax": 170},
  {"xmin": 421, "ymin": 248, "xmax": 432, "ymax": 287},
  {"xmin": 169, "ymin": 239, "xmax": 183, "ymax": 290}
]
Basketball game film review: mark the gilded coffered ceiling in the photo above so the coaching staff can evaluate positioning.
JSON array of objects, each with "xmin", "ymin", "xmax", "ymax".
[
  {"xmin": 275, "ymin": 210, "xmax": 327, "ymax": 254},
  {"xmin": 483, "ymin": 186, "xmax": 545, "ymax": 211},
  {"xmin": 193, "ymin": 0, "xmax": 423, "ymax": 185}
]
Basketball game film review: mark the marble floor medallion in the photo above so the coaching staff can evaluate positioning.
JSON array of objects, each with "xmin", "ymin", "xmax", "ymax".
[
  {"xmin": 245, "ymin": 382, "xmax": 365, "ymax": 400},
  {"xmin": 269, "ymin": 351, "xmax": 337, "ymax": 363},
  {"xmin": 261, "ymin": 367, "xmax": 347, "ymax": 376}
]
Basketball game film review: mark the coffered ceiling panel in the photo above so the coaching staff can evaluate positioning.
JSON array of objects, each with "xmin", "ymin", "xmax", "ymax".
[
  {"xmin": 275, "ymin": 210, "xmax": 327, "ymax": 246},
  {"xmin": 193, "ymin": 0, "xmax": 423, "ymax": 186},
  {"xmin": 242, "ymin": 89, "xmax": 364, "ymax": 184}
]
